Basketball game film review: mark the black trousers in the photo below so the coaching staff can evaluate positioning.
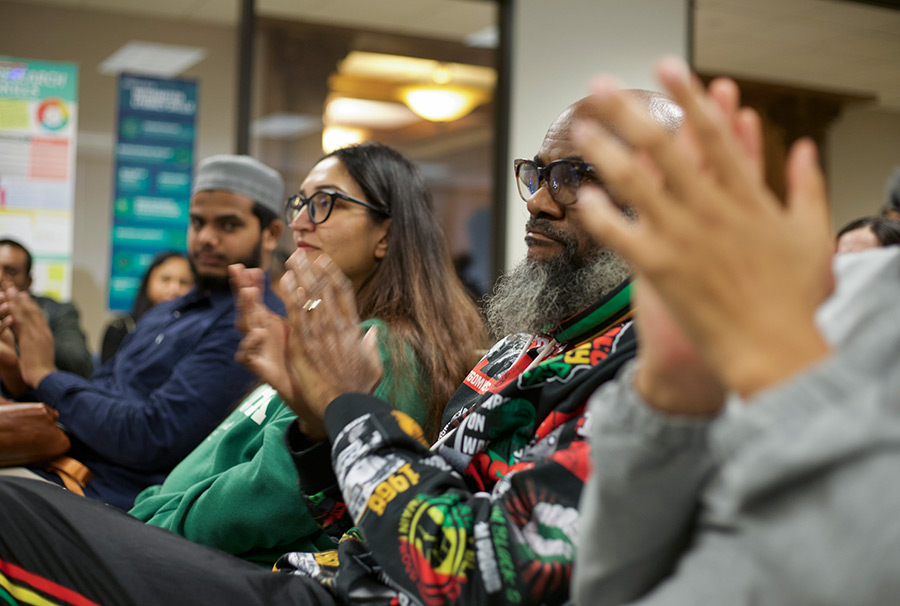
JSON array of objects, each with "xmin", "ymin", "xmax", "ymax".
[{"xmin": 0, "ymin": 477, "xmax": 336, "ymax": 606}]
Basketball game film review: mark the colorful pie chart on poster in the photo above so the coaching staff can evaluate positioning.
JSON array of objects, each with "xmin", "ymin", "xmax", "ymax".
[{"xmin": 37, "ymin": 98, "xmax": 69, "ymax": 131}]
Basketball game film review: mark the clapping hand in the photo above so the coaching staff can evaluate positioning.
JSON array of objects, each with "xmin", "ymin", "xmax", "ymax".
[
  {"xmin": 573, "ymin": 58, "xmax": 833, "ymax": 399},
  {"xmin": 279, "ymin": 251, "xmax": 383, "ymax": 441},
  {"xmin": 0, "ymin": 287, "xmax": 56, "ymax": 388}
]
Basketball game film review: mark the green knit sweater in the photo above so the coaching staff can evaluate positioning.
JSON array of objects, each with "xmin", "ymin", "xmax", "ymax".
[{"xmin": 128, "ymin": 319, "xmax": 426, "ymax": 566}]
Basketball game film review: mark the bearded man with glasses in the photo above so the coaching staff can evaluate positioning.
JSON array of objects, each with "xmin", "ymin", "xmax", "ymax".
[
  {"xmin": 440, "ymin": 90, "xmax": 683, "ymax": 427},
  {"xmin": 482, "ymin": 92, "xmax": 681, "ymax": 344}
]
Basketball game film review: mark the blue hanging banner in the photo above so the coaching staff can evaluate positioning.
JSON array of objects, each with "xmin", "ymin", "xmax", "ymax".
[{"xmin": 108, "ymin": 73, "xmax": 198, "ymax": 312}]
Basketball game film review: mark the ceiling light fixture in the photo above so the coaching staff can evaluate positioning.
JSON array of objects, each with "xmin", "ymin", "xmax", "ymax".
[
  {"xmin": 464, "ymin": 25, "xmax": 499, "ymax": 49},
  {"xmin": 324, "ymin": 97, "xmax": 419, "ymax": 129},
  {"xmin": 401, "ymin": 86, "xmax": 481, "ymax": 122},
  {"xmin": 401, "ymin": 63, "xmax": 484, "ymax": 122},
  {"xmin": 322, "ymin": 125, "xmax": 365, "ymax": 154},
  {"xmin": 335, "ymin": 52, "xmax": 494, "ymax": 123},
  {"xmin": 99, "ymin": 42, "xmax": 206, "ymax": 77},
  {"xmin": 251, "ymin": 113, "xmax": 321, "ymax": 139}
]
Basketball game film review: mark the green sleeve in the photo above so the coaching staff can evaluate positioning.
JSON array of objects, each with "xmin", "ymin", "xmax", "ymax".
[
  {"xmin": 363, "ymin": 318, "xmax": 428, "ymax": 427},
  {"xmin": 130, "ymin": 320, "xmax": 428, "ymax": 566},
  {"xmin": 130, "ymin": 394, "xmax": 328, "ymax": 565}
]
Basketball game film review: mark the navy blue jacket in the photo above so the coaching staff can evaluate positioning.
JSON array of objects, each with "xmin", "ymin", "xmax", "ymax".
[{"xmin": 30, "ymin": 282, "xmax": 285, "ymax": 510}]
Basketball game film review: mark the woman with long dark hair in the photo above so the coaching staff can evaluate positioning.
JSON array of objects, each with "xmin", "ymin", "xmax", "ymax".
[
  {"xmin": 322, "ymin": 143, "xmax": 488, "ymax": 439},
  {"xmin": 126, "ymin": 142, "xmax": 488, "ymax": 565}
]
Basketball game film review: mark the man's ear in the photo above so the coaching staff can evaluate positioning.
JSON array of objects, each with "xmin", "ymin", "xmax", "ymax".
[
  {"xmin": 374, "ymin": 219, "xmax": 391, "ymax": 260},
  {"xmin": 262, "ymin": 219, "xmax": 284, "ymax": 255},
  {"xmin": 24, "ymin": 274, "xmax": 33, "ymax": 291}
]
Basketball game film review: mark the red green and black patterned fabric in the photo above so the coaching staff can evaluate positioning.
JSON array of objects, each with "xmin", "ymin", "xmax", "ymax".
[{"xmin": 277, "ymin": 281, "xmax": 637, "ymax": 605}]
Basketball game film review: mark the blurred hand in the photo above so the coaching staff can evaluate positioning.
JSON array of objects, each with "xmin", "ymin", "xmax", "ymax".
[
  {"xmin": 572, "ymin": 58, "xmax": 833, "ymax": 398},
  {"xmin": 279, "ymin": 251, "xmax": 383, "ymax": 441},
  {"xmin": 0, "ymin": 288, "xmax": 56, "ymax": 388},
  {"xmin": 630, "ymin": 280, "xmax": 726, "ymax": 415}
]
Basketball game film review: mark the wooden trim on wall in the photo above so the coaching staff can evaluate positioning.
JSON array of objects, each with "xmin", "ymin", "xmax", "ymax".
[
  {"xmin": 236, "ymin": 0, "xmax": 255, "ymax": 154},
  {"xmin": 699, "ymin": 74, "xmax": 874, "ymax": 198},
  {"xmin": 491, "ymin": 0, "xmax": 512, "ymax": 283}
]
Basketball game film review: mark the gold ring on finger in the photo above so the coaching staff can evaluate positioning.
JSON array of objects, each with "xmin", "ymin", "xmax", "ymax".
[{"xmin": 302, "ymin": 298, "xmax": 322, "ymax": 312}]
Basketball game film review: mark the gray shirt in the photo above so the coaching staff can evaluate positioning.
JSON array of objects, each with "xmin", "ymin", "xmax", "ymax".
[{"xmin": 573, "ymin": 248, "xmax": 900, "ymax": 606}]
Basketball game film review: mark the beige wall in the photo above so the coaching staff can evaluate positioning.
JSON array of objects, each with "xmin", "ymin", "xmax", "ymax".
[
  {"xmin": 828, "ymin": 105, "xmax": 900, "ymax": 230},
  {"xmin": 0, "ymin": 0, "xmax": 237, "ymax": 352}
]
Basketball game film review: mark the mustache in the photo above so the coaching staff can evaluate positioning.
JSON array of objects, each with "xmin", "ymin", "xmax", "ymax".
[
  {"xmin": 526, "ymin": 217, "xmax": 578, "ymax": 248},
  {"xmin": 191, "ymin": 248, "xmax": 226, "ymax": 261}
]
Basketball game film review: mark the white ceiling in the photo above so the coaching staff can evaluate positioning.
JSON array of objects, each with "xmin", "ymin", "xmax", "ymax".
[{"xmin": 7, "ymin": 0, "xmax": 900, "ymax": 110}]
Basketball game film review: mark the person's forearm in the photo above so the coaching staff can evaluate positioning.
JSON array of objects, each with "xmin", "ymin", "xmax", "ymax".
[
  {"xmin": 37, "ymin": 349, "xmax": 255, "ymax": 469},
  {"xmin": 136, "ymin": 426, "xmax": 320, "ymax": 557},
  {"xmin": 699, "ymin": 340, "xmax": 900, "ymax": 605},
  {"xmin": 21, "ymin": 361, "xmax": 56, "ymax": 389},
  {"xmin": 325, "ymin": 393, "xmax": 589, "ymax": 605}
]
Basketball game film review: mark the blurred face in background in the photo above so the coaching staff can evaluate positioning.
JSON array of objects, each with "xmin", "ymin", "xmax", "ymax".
[
  {"xmin": 0, "ymin": 244, "xmax": 32, "ymax": 291},
  {"xmin": 146, "ymin": 256, "xmax": 195, "ymax": 305},
  {"xmin": 836, "ymin": 226, "xmax": 880, "ymax": 254}
]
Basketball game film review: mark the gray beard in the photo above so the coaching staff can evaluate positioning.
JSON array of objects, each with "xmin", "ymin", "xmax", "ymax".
[{"xmin": 482, "ymin": 247, "xmax": 631, "ymax": 340}]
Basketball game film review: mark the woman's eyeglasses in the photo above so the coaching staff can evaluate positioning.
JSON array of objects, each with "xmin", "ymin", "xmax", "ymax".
[
  {"xmin": 284, "ymin": 190, "xmax": 390, "ymax": 225},
  {"xmin": 514, "ymin": 159, "xmax": 597, "ymax": 206}
]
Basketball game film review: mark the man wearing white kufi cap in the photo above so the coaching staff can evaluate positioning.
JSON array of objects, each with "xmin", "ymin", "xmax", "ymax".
[{"xmin": 0, "ymin": 154, "xmax": 286, "ymax": 510}]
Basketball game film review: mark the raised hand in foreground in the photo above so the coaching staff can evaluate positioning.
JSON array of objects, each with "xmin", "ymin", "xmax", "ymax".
[
  {"xmin": 279, "ymin": 250, "xmax": 382, "ymax": 440},
  {"xmin": 573, "ymin": 57, "xmax": 834, "ymax": 399}
]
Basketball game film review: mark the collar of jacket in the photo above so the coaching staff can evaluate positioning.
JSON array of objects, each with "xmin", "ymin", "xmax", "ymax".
[
  {"xmin": 543, "ymin": 279, "xmax": 632, "ymax": 345},
  {"xmin": 172, "ymin": 286, "xmax": 234, "ymax": 313}
]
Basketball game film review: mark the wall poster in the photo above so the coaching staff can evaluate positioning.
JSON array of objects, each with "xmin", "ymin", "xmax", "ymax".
[
  {"xmin": 108, "ymin": 73, "xmax": 198, "ymax": 311},
  {"xmin": 0, "ymin": 56, "xmax": 78, "ymax": 299}
]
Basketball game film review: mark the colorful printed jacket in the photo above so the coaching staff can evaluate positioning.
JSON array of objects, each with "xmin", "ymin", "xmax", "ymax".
[{"xmin": 276, "ymin": 281, "xmax": 636, "ymax": 605}]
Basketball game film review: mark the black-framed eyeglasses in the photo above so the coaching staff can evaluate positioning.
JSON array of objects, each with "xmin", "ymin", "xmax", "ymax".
[
  {"xmin": 284, "ymin": 190, "xmax": 390, "ymax": 225},
  {"xmin": 514, "ymin": 158, "xmax": 597, "ymax": 206}
]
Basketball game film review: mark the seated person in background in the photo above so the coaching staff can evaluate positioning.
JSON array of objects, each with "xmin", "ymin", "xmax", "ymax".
[
  {"xmin": 0, "ymin": 238, "xmax": 92, "ymax": 378},
  {"xmin": 0, "ymin": 92, "xmax": 680, "ymax": 606},
  {"xmin": 835, "ymin": 215, "xmax": 900, "ymax": 254},
  {"xmin": 571, "ymin": 58, "xmax": 900, "ymax": 605},
  {"xmin": 0, "ymin": 154, "xmax": 286, "ymax": 510},
  {"xmin": 100, "ymin": 250, "xmax": 194, "ymax": 364},
  {"xmin": 129, "ymin": 142, "xmax": 488, "ymax": 566}
]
